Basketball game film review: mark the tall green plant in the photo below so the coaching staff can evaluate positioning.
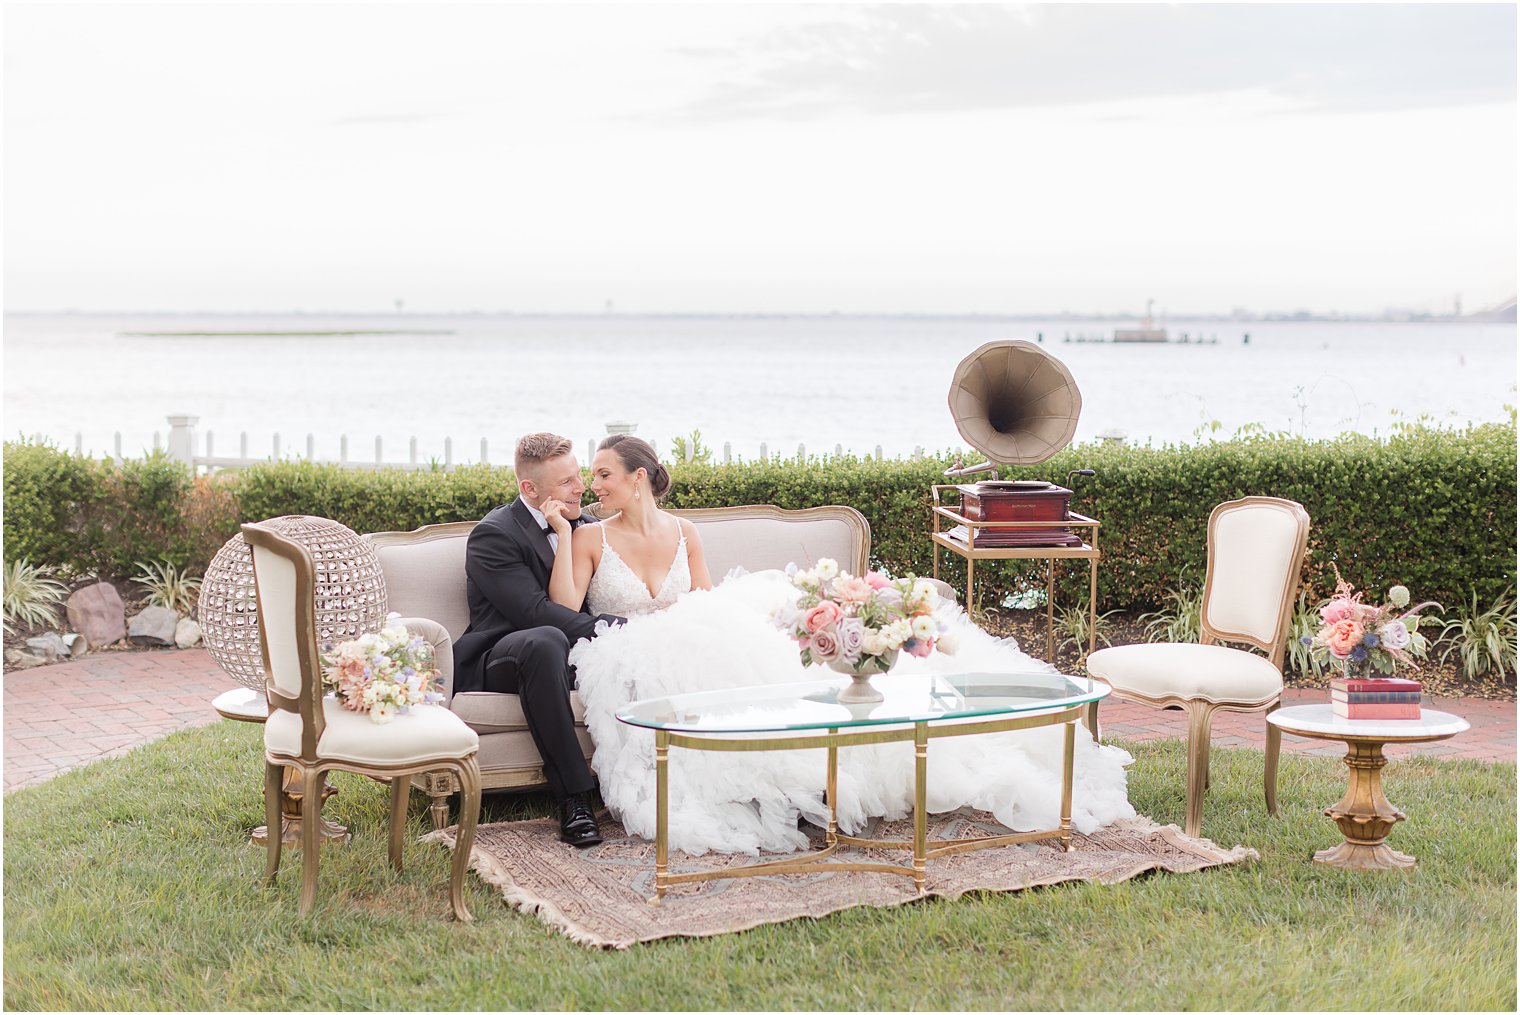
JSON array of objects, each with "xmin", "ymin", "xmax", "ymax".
[
  {"xmin": 131, "ymin": 560, "xmax": 203, "ymax": 616},
  {"xmin": 1140, "ymin": 575, "xmax": 1205, "ymax": 644},
  {"xmin": 3, "ymin": 559, "xmax": 69, "ymax": 635},
  {"xmin": 1438, "ymin": 589, "xmax": 1518, "ymax": 682},
  {"xmin": 1285, "ymin": 590, "xmax": 1330, "ymax": 678}
]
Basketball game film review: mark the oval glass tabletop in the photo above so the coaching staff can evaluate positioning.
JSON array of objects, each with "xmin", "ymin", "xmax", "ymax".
[{"xmin": 616, "ymin": 669, "xmax": 1108, "ymax": 733}]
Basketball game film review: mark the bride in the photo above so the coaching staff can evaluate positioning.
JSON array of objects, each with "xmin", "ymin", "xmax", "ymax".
[{"xmin": 543, "ymin": 434, "xmax": 1136, "ymax": 856}]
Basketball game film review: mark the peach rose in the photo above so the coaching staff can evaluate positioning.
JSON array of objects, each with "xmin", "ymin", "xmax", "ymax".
[
  {"xmin": 1325, "ymin": 619, "xmax": 1365, "ymax": 658},
  {"xmin": 834, "ymin": 576, "xmax": 874, "ymax": 604},
  {"xmin": 805, "ymin": 601, "xmax": 842, "ymax": 633}
]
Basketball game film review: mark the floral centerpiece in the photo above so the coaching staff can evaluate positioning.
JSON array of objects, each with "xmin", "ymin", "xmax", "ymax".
[
  {"xmin": 1303, "ymin": 575, "xmax": 1437, "ymax": 679},
  {"xmin": 774, "ymin": 558, "xmax": 957, "ymax": 703},
  {"xmin": 322, "ymin": 614, "xmax": 444, "ymax": 723}
]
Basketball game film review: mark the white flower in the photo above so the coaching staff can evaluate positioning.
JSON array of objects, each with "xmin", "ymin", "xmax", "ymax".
[
  {"xmin": 370, "ymin": 702, "xmax": 395, "ymax": 724},
  {"xmin": 936, "ymin": 628, "xmax": 960, "ymax": 654},
  {"xmin": 361, "ymin": 685, "xmax": 378, "ymax": 706},
  {"xmin": 1387, "ymin": 585, "xmax": 1411, "ymax": 608},
  {"xmin": 910, "ymin": 579, "xmax": 937, "ymax": 604},
  {"xmin": 882, "ymin": 619, "xmax": 912, "ymax": 649},
  {"xmin": 861, "ymin": 629, "xmax": 889, "ymax": 655},
  {"xmin": 815, "ymin": 558, "xmax": 839, "ymax": 580},
  {"xmin": 910, "ymin": 615, "xmax": 937, "ymax": 640},
  {"xmin": 1378, "ymin": 620, "xmax": 1411, "ymax": 651}
]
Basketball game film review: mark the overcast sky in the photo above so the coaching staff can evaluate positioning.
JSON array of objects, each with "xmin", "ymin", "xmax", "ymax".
[{"xmin": 4, "ymin": 3, "xmax": 1515, "ymax": 315}]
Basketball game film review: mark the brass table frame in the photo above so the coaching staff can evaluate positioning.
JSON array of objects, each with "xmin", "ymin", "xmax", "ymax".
[
  {"xmin": 930, "ymin": 485, "xmax": 1101, "ymax": 662},
  {"xmin": 648, "ymin": 702, "xmax": 1087, "ymax": 902}
]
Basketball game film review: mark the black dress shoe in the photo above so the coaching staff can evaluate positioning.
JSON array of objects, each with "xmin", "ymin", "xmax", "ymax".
[{"xmin": 558, "ymin": 793, "xmax": 603, "ymax": 848}]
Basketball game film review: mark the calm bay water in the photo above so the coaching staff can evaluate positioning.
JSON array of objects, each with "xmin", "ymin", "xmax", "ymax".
[{"xmin": 3, "ymin": 313, "xmax": 1515, "ymax": 463}]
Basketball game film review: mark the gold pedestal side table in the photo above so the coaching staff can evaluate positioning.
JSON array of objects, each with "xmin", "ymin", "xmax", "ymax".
[
  {"xmin": 1267, "ymin": 704, "xmax": 1469, "ymax": 871},
  {"xmin": 930, "ymin": 486, "xmax": 1101, "ymax": 663},
  {"xmin": 213, "ymin": 686, "xmax": 351, "ymax": 848}
]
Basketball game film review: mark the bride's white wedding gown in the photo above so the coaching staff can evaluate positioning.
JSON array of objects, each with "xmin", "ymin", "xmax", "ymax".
[{"xmin": 569, "ymin": 521, "xmax": 1136, "ymax": 856}]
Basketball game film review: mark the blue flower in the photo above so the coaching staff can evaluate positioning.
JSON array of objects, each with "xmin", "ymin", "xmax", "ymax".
[
  {"xmin": 902, "ymin": 637, "xmax": 919, "ymax": 652},
  {"xmin": 1350, "ymin": 645, "xmax": 1368, "ymax": 662},
  {"xmin": 1300, "ymin": 635, "xmax": 1313, "ymax": 646},
  {"xmin": 1362, "ymin": 632, "xmax": 1379, "ymax": 647}
]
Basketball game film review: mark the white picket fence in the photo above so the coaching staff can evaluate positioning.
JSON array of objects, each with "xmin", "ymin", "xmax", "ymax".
[{"xmin": 33, "ymin": 415, "xmax": 924, "ymax": 472}]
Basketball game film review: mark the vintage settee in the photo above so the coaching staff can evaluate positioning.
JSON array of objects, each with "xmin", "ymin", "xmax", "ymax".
[{"xmin": 363, "ymin": 504, "xmax": 879, "ymax": 827}]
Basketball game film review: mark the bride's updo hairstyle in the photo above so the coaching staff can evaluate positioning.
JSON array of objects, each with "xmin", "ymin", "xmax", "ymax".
[{"xmin": 599, "ymin": 434, "xmax": 671, "ymax": 500}]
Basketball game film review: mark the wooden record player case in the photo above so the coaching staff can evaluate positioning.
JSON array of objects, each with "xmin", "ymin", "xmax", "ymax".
[{"xmin": 955, "ymin": 481, "xmax": 1083, "ymax": 548}]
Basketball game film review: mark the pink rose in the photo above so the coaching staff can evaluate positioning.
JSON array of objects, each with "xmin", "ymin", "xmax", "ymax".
[
  {"xmin": 1319, "ymin": 597, "xmax": 1355, "ymax": 625},
  {"xmin": 834, "ymin": 576, "xmax": 874, "ymax": 604},
  {"xmin": 805, "ymin": 601, "xmax": 842, "ymax": 633},
  {"xmin": 864, "ymin": 571, "xmax": 891, "ymax": 590},
  {"xmin": 1325, "ymin": 619, "xmax": 1365, "ymax": 658},
  {"xmin": 837, "ymin": 618, "xmax": 865, "ymax": 660},
  {"xmin": 809, "ymin": 627, "xmax": 840, "ymax": 661},
  {"xmin": 904, "ymin": 637, "xmax": 934, "ymax": 658}
]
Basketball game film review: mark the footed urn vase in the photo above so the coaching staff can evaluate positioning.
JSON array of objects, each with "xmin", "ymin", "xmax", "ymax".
[{"xmin": 828, "ymin": 649, "xmax": 900, "ymax": 704}]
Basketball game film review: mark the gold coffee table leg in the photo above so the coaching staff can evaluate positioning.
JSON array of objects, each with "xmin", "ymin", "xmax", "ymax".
[
  {"xmin": 1060, "ymin": 720, "xmax": 1075, "ymax": 851},
  {"xmin": 1316, "ymin": 739, "xmax": 1415, "ymax": 871},
  {"xmin": 251, "ymin": 766, "xmax": 350, "ymax": 848},
  {"xmin": 913, "ymin": 723, "xmax": 928, "ymax": 895},
  {"xmin": 652, "ymin": 730, "xmax": 670, "ymax": 903},
  {"xmin": 826, "ymin": 729, "xmax": 839, "ymax": 848}
]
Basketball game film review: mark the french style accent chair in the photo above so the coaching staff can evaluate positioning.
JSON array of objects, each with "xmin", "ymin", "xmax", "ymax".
[
  {"xmin": 1084, "ymin": 496, "xmax": 1311, "ymax": 838},
  {"xmin": 244, "ymin": 521, "xmax": 483, "ymax": 921}
]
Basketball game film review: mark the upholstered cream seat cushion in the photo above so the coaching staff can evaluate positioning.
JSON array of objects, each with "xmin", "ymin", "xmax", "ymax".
[
  {"xmin": 266, "ymin": 700, "xmax": 479, "ymax": 766},
  {"xmin": 451, "ymin": 690, "xmax": 588, "ymax": 734},
  {"xmin": 1087, "ymin": 643, "xmax": 1283, "ymax": 704}
]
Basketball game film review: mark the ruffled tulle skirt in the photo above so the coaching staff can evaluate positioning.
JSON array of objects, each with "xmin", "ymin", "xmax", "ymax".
[{"xmin": 569, "ymin": 570, "xmax": 1136, "ymax": 856}]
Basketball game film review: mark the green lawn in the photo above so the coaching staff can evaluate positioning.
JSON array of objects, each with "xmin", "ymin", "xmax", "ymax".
[{"xmin": 3, "ymin": 722, "xmax": 1514, "ymax": 1011}]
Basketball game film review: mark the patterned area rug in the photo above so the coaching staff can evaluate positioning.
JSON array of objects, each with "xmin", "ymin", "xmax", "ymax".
[{"xmin": 433, "ymin": 811, "xmax": 1257, "ymax": 948}]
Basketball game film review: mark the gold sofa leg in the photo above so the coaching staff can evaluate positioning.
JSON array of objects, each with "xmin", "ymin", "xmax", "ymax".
[
  {"xmin": 299, "ymin": 765, "xmax": 324, "ymax": 915},
  {"xmin": 1084, "ymin": 699, "xmax": 1101, "ymax": 742},
  {"xmin": 1264, "ymin": 702, "xmax": 1282, "ymax": 817},
  {"xmin": 263, "ymin": 761, "xmax": 284, "ymax": 885}
]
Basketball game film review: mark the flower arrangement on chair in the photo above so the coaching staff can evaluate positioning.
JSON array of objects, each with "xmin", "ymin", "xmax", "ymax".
[
  {"xmin": 1303, "ymin": 574, "xmax": 1438, "ymax": 679},
  {"xmin": 322, "ymin": 614, "xmax": 445, "ymax": 723},
  {"xmin": 775, "ymin": 559, "xmax": 957, "ymax": 702}
]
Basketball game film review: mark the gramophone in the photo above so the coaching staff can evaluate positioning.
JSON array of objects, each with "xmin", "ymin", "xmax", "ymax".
[{"xmin": 943, "ymin": 340, "xmax": 1091, "ymax": 548}]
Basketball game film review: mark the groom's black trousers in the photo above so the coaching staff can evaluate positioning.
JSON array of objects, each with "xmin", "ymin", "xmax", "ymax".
[{"xmin": 480, "ymin": 627, "xmax": 594, "ymax": 800}]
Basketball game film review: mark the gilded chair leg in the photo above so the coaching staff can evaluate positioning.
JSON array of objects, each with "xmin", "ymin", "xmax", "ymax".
[
  {"xmin": 429, "ymin": 791, "xmax": 450, "ymax": 831},
  {"xmin": 1085, "ymin": 699, "xmax": 1101, "ymax": 742},
  {"xmin": 299, "ymin": 766, "xmax": 323, "ymax": 916},
  {"xmin": 1264, "ymin": 716, "xmax": 1282, "ymax": 817},
  {"xmin": 448, "ymin": 758, "xmax": 481, "ymax": 923},
  {"xmin": 388, "ymin": 774, "xmax": 412, "ymax": 871},
  {"xmin": 1183, "ymin": 701, "xmax": 1218, "ymax": 838},
  {"xmin": 263, "ymin": 760, "xmax": 284, "ymax": 885}
]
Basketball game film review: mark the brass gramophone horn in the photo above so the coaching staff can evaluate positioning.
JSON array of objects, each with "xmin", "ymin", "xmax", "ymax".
[{"xmin": 945, "ymin": 340, "xmax": 1083, "ymax": 475}]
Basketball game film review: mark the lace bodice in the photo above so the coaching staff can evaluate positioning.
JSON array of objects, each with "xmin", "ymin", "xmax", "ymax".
[{"xmin": 586, "ymin": 517, "xmax": 689, "ymax": 617}]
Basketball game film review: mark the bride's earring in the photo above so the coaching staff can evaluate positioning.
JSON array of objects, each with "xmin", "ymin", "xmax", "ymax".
[{"xmin": 634, "ymin": 481, "xmax": 641, "ymax": 501}]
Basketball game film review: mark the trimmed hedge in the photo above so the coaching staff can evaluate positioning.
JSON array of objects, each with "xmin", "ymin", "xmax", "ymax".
[{"xmin": 4, "ymin": 423, "xmax": 1515, "ymax": 611}]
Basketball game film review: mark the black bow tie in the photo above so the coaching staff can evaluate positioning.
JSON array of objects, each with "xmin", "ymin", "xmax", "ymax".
[{"xmin": 541, "ymin": 524, "xmax": 554, "ymax": 535}]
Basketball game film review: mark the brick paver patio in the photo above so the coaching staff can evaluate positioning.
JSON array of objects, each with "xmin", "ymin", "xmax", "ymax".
[{"xmin": 3, "ymin": 648, "xmax": 1515, "ymax": 793}]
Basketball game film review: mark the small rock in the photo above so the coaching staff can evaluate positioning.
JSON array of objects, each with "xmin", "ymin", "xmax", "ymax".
[
  {"xmin": 63, "ymin": 632, "xmax": 88, "ymax": 657},
  {"xmin": 66, "ymin": 582, "xmax": 126, "ymax": 648},
  {"xmin": 5, "ymin": 648, "xmax": 50, "ymax": 669},
  {"xmin": 175, "ymin": 618, "xmax": 202, "ymax": 649},
  {"xmin": 24, "ymin": 633, "xmax": 68, "ymax": 661},
  {"xmin": 128, "ymin": 605, "xmax": 180, "ymax": 646}
]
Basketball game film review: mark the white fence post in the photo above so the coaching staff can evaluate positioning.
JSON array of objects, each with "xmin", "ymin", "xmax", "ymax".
[
  {"xmin": 240, "ymin": 432, "xmax": 249, "ymax": 459},
  {"xmin": 165, "ymin": 414, "xmax": 198, "ymax": 466},
  {"xmin": 306, "ymin": 434, "xmax": 315, "ymax": 461},
  {"xmin": 587, "ymin": 438, "xmax": 596, "ymax": 463},
  {"xmin": 723, "ymin": 441, "xmax": 731, "ymax": 464},
  {"xmin": 114, "ymin": 433, "xmax": 122, "ymax": 461},
  {"xmin": 444, "ymin": 437, "xmax": 453, "ymax": 468},
  {"xmin": 205, "ymin": 432, "xmax": 214, "ymax": 459},
  {"xmin": 759, "ymin": 441, "xmax": 767, "ymax": 460},
  {"xmin": 480, "ymin": 438, "xmax": 489, "ymax": 465},
  {"xmin": 272, "ymin": 433, "xmax": 281, "ymax": 460},
  {"xmin": 409, "ymin": 436, "xmax": 418, "ymax": 465},
  {"xmin": 374, "ymin": 436, "xmax": 383, "ymax": 464},
  {"xmin": 340, "ymin": 435, "xmax": 349, "ymax": 465}
]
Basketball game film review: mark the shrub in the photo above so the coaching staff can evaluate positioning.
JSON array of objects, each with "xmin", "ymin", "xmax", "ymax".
[
  {"xmin": 1438, "ymin": 588, "xmax": 1518, "ymax": 682},
  {"xmin": 4, "ymin": 421, "xmax": 1514, "ymax": 613},
  {"xmin": 131, "ymin": 560, "xmax": 203, "ymax": 617}
]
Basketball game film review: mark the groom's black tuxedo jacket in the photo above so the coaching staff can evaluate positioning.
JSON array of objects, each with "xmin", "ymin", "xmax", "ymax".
[{"xmin": 452, "ymin": 498, "xmax": 621, "ymax": 694}]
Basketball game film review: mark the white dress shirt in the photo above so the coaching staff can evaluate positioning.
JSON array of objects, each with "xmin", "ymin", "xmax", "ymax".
[{"xmin": 523, "ymin": 501, "xmax": 560, "ymax": 554}]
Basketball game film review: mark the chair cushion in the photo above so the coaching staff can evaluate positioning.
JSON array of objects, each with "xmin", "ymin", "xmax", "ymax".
[
  {"xmin": 267, "ymin": 700, "xmax": 479, "ymax": 766},
  {"xmin": 450, "ymin": 690, "xmax": 587, "ymax": 734},
  {"xmin": 1087, "ymin": 642, "xmax": 1283, "ymax": 705}
]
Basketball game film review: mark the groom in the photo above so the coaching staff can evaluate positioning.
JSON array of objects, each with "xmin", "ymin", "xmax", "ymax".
[{"xmin": 453, "ymin": 432, "xmax": 624, "ymax": 847}]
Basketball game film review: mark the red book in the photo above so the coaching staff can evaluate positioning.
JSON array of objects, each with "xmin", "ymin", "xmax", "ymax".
[
  {"xmin": 1333, "ymin": 702, "xmax": 1421, "ymax": 720},
  {"xmin": 1330, "ymin": 677, "xmax": 1422, "ymax": 693}
]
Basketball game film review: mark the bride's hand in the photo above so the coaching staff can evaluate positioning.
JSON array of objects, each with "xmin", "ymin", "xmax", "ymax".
[{"xmin": 541, "ymin": 499, "xmax": 573, "ymax": 537}]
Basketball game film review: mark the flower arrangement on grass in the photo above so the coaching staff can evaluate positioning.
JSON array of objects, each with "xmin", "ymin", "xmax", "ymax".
[
  {"xmin": 1303, "ymin": 574, "xmax": 1438, "ymax": 678},
  {"xmin": 322, "ymin": 614, "xmax": 444, "ymax": 723},
  {"xmin": 774, "ymin": 558, "xmax": 958, "ymax": 674}
]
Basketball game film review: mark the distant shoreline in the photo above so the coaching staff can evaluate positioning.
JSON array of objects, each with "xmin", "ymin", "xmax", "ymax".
[{"xmin": 118, "ymin": 329, "xmax": 456, "ymax": 337}]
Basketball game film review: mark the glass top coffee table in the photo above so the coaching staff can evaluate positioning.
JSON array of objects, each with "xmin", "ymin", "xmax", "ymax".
[{"xmin": 618, "ymin": 669, "xmax": 1109, "ymax": 902}]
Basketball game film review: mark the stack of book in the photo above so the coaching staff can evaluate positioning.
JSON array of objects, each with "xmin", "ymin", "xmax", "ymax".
[{"xmin": 1330, "ymin": 676, "xmax": 1422, "ymax": 720}]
